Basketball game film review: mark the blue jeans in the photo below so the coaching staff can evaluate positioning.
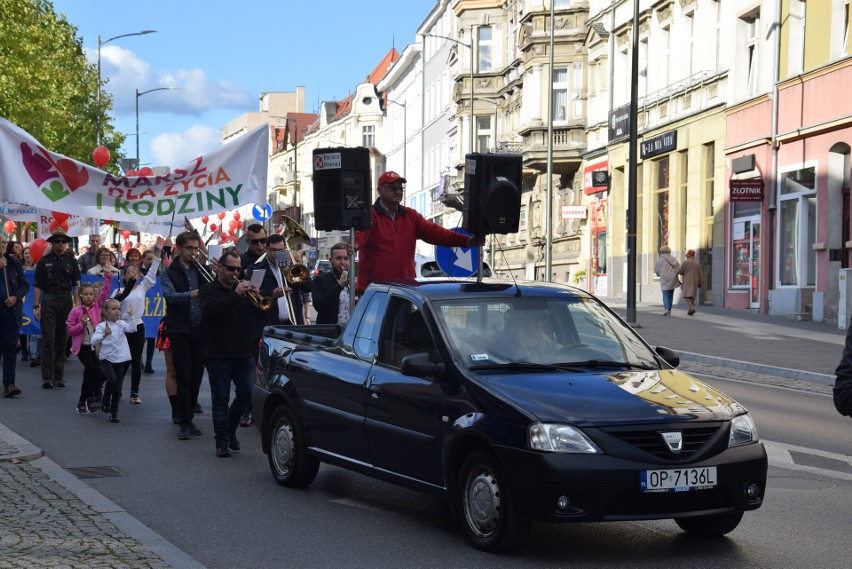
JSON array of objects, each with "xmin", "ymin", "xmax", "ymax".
[
  {"xmin": 205, "ymin": 357, "xmax": 254, "ymax": 447},
  {"xmin": 662, "ymin": 289, "xmax": 675, "ymax": 312}
]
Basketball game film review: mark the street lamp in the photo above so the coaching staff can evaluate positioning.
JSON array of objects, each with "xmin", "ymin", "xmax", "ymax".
[
  {"xmin": 97, "ymin": 30, "xmax": 157, "ymax": 146},
  {"xmin": 283, "ymin": 116, "xmax": 300, "ymax": 222},
  {"xmin": 362, "ymin": 96, "xmax": 406, "ymax": 183},
  {"xmin": 425, "ymin": 31, "xmax": 474, "ymax": 152},
  {"xmin": 136, "ymin": 87, "xmax": 177, "ymax": 168}
]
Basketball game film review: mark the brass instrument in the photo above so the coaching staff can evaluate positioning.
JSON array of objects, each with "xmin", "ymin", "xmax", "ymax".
[
  {"xmin": 279, "ymin": 216, "xmax": 311, "ymax": 285},
  {"xmin": 192, "ymin": 257, "xmax": 214, "ymax": 283},
  {"xmin": 231, "ymin": 274, "xmax": 274, "ymax": 311}
]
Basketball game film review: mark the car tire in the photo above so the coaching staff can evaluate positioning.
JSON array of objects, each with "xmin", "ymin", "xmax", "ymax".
[
  {"xmin": 457, "ymin": 450, "xmax": 529, "ymax": 552},
  {"xmin": 675, "ymin": 511, "xmax": 744, "ymax": 536},
  {"xmin": 267, "ymin": 406, "xmax": 319, "ymax": 487}
]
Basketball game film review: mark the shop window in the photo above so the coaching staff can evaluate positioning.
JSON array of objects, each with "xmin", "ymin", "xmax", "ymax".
[
  {"xmin": 678, "ymin": 150, "xmax": 688, "ymax": 250},
  {"xmin": 703, "ymin": 142, "xmax": 715, "ymax": 217},
  {"xmin": 778, "ymin": 165, "xmax": 817, "ymax": 287},
  {"xmin": 731, "ymin": 201, "xmax": 761, "ymax": 306},
  {"xmin": 655, "ymin": 157, "xmax": 670, "ymax": 253}
]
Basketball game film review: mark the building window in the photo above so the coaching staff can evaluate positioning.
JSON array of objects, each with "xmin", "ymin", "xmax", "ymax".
[
  {"xmin": 554, "ymin": 0, "xmax": 570, "ymax": 8},
  {"xmin": 572, "ymin": 62, "xmax": 584, "ymax": 117},
  {"xmin": 655, "ymin": 157, "xmax": 670, "ymax": 252},
  {"xmin": 552, "ymin": 66, "xmax": 568, "ymax": 122},
  {"xmin": 685, "ymin": 12, "xmax": 695, "ymax": 78},
  {"xmin": 476, "ymin": 116, "xmax": 493, "ymax": 153},
  {"xmin": 678, "ymin": 149, "xmax": 688, "ymax": 250},
  {"xmin": 745, "ymin": 14, "xmax": 760, "ymax": 96},
  {"xmin": 639, "ymin": 37, "xmax": 648, "ymax": 98},
  {"xmin": 789, "ymin": 0, "xmax": 807, "ymax": 75},
  {"xmin": 703, "ymin": 142, "xmax": 715, "ymax": 217},
  {"xmin": 779, "ymin": 165, "xmax": 817, "ymax": 287},
  {"xmin": 712, "ymin": 0, "xmax": 721, "ymax": 72},
  {"xmin": 362, "ymin": 125, "xmax": 375, "ymax": 148},
  {"xmin": 478, "ymin": 26, "xmax": 492, "ymax": 72},
  {"xmin": 832, "ymin": 0, "xmax": 850, "ymax": 58},
  {"xmin": 661, "ymin": 25, "xmax": 671, "ymax": 88}
]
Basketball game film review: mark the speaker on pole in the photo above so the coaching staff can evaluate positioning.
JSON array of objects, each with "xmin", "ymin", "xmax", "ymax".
[
  {"xmin": 462, "ymin": 153, "xmax": 523, "ymax": 235},
  {"xmin": 313, "ymin": 147, "xmax": 373, "ymax": 231}
]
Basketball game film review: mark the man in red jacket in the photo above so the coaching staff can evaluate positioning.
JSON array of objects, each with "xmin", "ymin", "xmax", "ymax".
[{"xmin": 354, "ymin": 171, "xmax": 483, "ymax": 295}]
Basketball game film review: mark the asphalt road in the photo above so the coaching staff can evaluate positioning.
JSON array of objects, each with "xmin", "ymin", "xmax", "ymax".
[{"xmin": 3, "ymin": 356, "xmax": 851, "ymax": 568}]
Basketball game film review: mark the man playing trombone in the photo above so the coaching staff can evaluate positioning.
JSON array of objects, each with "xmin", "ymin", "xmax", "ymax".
[
  {"xmin": 245, "ymin": 233, "xmax": 311, "ymax": 332},
  {"xmin": 199, "ymin": 250, "xmax": 263, "ymax": 458},
  {"xmin": 161, "ymin": 230, "xmax": 210, "ymax": 441}
]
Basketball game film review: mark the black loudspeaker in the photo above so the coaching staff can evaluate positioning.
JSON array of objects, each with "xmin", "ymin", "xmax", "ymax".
[
  {"xmin": 313, "ymin": 147, "xmax": 373, "ymax": 231},
  {"xmin": 462, "ymin": 153, "xmax": 523, "ymax": 235}
]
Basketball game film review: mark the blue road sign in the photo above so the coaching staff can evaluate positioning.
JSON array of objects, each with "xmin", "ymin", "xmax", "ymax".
[
  {"xmin": 435, "ymin": 229, "xmax": 479, "ymax": 277},
  {"xmin": 252, "ymin": 203, "xmax": 273, "ymax": 222}
]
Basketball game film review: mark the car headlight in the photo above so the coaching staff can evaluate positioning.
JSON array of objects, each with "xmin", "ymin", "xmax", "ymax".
[
  {"xmin": 729, "ymin": 413, "xmax": 759, "ymax": 447},
  {"xmin": 529, "ymin": 423, "xmax": 602, "ymax": 454}
]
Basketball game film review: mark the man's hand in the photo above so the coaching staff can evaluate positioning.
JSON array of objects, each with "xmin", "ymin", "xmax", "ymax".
[
  {"xmin": 338, "ymin": 270, "xmax": 348, "ymax": 288},
  {"xmin": 4, "ymin": 295, "xmax": 17, "ymax": 308},
  {"xmin": 465, "ymin": 235, "xmax": 486, "ymax": 248},
  {"xmin": 33, "ymin": 306, "xmax": 41, "ymax": 321},
  {"xmin": 0, "ymin": 257, "xmax": 7, "ymax": 269},
  {"xmin": 235, "ymin": 281, "xmax": 252, "ymax": 296}
]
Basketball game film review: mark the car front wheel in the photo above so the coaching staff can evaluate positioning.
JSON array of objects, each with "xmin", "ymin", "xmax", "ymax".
[
  {"xmin": 267, "ymin": 406, "xmax": 319, "ymax": 487},
  {"xmin": 457, "ymin": 450, "xmax": 529, "ymax": 552},
  {"xmin": 675, "ymin": 511, "xmax": 744, "ymax": 536}
]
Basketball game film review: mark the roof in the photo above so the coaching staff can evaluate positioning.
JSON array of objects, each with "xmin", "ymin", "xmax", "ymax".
[
  {"xmin": 366, "ymin": 279, "xmax": 590, "ymax": 302},
  {"xmin": 366, "ymin": 48, "xmax": 401, "ymax": 84}
]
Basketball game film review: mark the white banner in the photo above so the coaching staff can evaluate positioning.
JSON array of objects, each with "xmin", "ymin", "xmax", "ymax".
[
  {"xmin": 0, "ymin": 201, "xmax": 38, "ymax": 221},
  {"xmin": 0, "ymin": 117, "xmax": 268, "ymax": 222}
]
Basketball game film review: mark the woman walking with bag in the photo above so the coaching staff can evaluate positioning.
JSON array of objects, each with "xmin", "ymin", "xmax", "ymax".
[{"xmin": 654, "ymin": 246, "xmax": 680, "ymax": 316}]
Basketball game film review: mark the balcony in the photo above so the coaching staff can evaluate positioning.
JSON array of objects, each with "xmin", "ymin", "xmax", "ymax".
[{"xmin": 519, "ymin": 124, "xmax": 586, "ymax": 174}]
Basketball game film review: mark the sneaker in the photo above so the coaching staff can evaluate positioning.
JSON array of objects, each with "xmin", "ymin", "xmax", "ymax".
[
  {"xmin": 143, "ymin": 365, "xmax": 155, "ymax": 374},
  {"xmin": 239, "ymin": 410, "xmax": 254, "ymax": 427},
  {"xmin": 41, "ymin": 380, "xmax": 53, "ymax": 389},
  {"xmin": 189, "ymin": 422, "xmax": 202, "ymax": 436},
  {"xmin": 77, "ymin": 403, "xmax": 88, "ymax": 415},
  {"xmin": 130, "ymin": 393, "xmax": 142, "ymax": 404},
  {"xmin": 54, "ymin": 378, "xmax": 66, "ymax": 388},
  {"xmin": 3, "ymin": 384, "xmax": 21, "ymax": 398},
  {"xmin": 193, "ymin": 403, "xmax": 203, "ymax": 414},
  {"xmin": 216, "ymin": 445, "xmax": 231, "ymax": 458},
  {"xmin": 109, "ymin": 414, "xmax": 120, "ymax": 423},
  {"xmin": 178, "ymin": 424, "xmax": 191, "ymax": 440},
  {"xmin": 228, "ymin": 435, "xmax": 241, "ymax": 451},
  {"xmin": 86, "ymin": 398, "xmax": 98, "ymax": 414}
]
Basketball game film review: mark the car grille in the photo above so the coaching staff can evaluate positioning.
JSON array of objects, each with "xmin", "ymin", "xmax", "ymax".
[
  {"xmin": 603, "ymin": 425, "xmax": 721, "ymax": 461},
  {"xmin": 605, "ymin": 487, "xmax": 732, "ymax": 516}
]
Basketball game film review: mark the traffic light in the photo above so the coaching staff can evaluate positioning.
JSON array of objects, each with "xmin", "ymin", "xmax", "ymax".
[
  {"xmin": 462, "ymin": 153, "xmax": 522, "ymax": 235},
  {"xmin": 313, "ymin": 147, "xmax": 373, "ymax": 231}
]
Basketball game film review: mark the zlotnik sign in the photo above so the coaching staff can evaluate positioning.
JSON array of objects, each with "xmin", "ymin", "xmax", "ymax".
[{"xmin": 730, "ymin": 178, "xmax": 764, "ymax": 202}]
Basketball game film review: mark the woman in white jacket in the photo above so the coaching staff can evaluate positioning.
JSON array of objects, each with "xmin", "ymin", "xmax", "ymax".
[{"xmin": 113, "ymin": 255, "xmax": 161, "ymax": 404}]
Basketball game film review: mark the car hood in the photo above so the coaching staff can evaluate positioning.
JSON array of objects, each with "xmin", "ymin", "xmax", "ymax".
[{"xmin": 478, "ymin": 368, "xmax": 746, "ymax": 425}]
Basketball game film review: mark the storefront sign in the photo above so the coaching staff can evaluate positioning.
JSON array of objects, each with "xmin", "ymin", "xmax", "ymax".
[
  {"xmin": 640, "ymin": 130, "xmax": 677, "ymax": 159},
  {"xmin": 583, "ymin": 160, "xmax": 609, "ymax": 195},
  {"xmin": 608, "ymin": 104, "xmax": 630, "ymax": 143},
  {"xmin": 561, "ymin": 205, "xmax": 587, "ymax": 219},
  {"xmin": 730, "ymin": 178, "xmax": 764, "ymax": 202}
]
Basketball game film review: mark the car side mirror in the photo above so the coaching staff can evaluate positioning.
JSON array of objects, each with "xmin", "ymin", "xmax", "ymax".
[
  {"xmin": 655, "ymin": 346, "xmax": 680, "ymax": 368},
  {"xmin": 400, "ymin": 352, "xmax": 444, "ymax": 378}
]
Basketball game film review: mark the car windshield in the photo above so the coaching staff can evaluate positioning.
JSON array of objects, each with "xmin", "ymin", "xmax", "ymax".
[{"xmin": 433, "ymin": 295, "xmax": 659, "ymax": 370}]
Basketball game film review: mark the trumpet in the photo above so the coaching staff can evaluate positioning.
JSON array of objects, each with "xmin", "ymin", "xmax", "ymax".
[{"xmin": 230, "ymin": 275, "xmax": 274, "ymax": 311}]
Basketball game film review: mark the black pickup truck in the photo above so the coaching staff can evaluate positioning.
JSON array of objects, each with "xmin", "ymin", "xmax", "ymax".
[{"xmin": 253, "ymin": 279, "xmax": 767, "ymax": 552}]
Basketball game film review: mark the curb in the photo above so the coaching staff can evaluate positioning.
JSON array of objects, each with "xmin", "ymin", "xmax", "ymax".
[
  {"xmin": 0, "ymin": 422, "xmax": 43, "ymax": 462},
  {"xmin": 679, "ymin": 351, "xmax": 835, "ymax": 385}
]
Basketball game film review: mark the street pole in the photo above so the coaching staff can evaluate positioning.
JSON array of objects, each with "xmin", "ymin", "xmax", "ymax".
[
  {"xmin": 96, "ymin": 30, "xmax": 157, "ymax": 146},
  {"xmin": 626, "ymin": 0, "xmax": 640, "ymax": 325},
  {"xmin": 545, "ymin": 1, "xmax": 554, "ymax": 281},
  {"xmin": 136, "ymin": 87, "xmax": 176, "ymax": 170}
]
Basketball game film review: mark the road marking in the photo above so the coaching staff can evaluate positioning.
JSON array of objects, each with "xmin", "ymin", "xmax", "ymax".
[
  {"xmin": 764, "ymin": 440, "xmax": 852, "ymax": 481},
  {"xmin": 329, "ymin": 498, "xmax": 389, "ymax": 513}
]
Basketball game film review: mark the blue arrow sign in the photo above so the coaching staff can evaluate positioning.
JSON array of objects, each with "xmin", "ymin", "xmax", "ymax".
[
  {"xmin": 252, "ymin": 203, "xmax": 273, "ymax": 222},
  {"xmin": 435, "ymin": 229, "xmax": 479, "ymax": 277}
]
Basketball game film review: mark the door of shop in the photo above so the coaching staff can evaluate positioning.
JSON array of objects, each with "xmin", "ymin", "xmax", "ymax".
[{"xmin": 733, "ymin": 217, "xmax": 761, "ymax": 309}]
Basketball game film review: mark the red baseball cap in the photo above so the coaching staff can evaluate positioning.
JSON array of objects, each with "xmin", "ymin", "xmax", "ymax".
[{"xmin": 378, "ymin": 171, "xmax": 407, "ymax": 186}]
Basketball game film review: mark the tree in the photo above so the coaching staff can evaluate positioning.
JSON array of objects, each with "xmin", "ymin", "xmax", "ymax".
[{"xmin": 0, "ymin": 0, "xmax": 125, "ymax": 165}]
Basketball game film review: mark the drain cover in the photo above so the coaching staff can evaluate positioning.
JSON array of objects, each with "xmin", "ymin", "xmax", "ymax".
[{"xmin": 66, "ymin": 466, "xmax": 127, "ymax": 479}]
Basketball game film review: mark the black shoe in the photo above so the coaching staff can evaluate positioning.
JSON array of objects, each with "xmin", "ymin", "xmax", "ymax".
[
  {"xmin": 216, "ymin": 445, "xmax": 231, "ymax": 458},
  {"xmin": 42, "ymin": 380, "xmax": 53, "ymax": 389},
  {"xmin": 109, "ymin": 414, "xmax": 120, "ymax": 423},
  {"xmin": 21, "ymin": 354, "xmax": 29, "ymax": 362},
  {"xmin": 239, "ymin": 410, "xmax": 254, "ymax": 427},
  {"xmin": 30, "ymin": 359, "xmax": 39, "ymax": 368},
  {"xmin": 193, "ymin": 403, "xmax": 203, "ymax": 414},
  {"xmin": 101, "ymin": 401, "xmax": 110, "ymax": 414},
  {"xmin": 54, "ymin": 378, "xmax": 65, "ymax": 388},
  {"xmin": 189, "ymin": 422, "xmax": 202, "ymax": 436},
  {"xmin": 228, "ymin": 435, "xmax": 240, "ymax": 451},
  {"xmin": 4, "ymin": 384, "xmax": 21, "ymax": 398},
  {"xmin": 143, "ymin": 365, "xmax": 155, "ymax": 374},
  {"xmin": 178, "ymin": 424, "xmax": 191, "ymax": 440}
]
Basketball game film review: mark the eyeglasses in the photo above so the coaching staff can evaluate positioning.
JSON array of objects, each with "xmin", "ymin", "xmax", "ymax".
[
  {"xmin": 53, "ymin": 240, "xmax": 70, "ymax": 245},
  {"xmin": 249, "ymin": 239, "xmax": 266, "ymax": 245},
  {"xmin": 180, "ymin": 245, "xmax": 199, "ymax": 251},
  {"xmin": 220, "ymin": 265, "xmax": 241, "ymax": 272}
]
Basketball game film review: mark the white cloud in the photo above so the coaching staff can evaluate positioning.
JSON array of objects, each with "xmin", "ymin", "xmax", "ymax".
[{"xmin": 149, "ymin": 125, "xmax": 221, "ymax": 169}]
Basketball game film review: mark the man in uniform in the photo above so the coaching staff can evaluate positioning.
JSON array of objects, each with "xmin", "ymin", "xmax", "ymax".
[{"xmin": 33, "ymin": 228, "xmax": 81, "ymax": 389}]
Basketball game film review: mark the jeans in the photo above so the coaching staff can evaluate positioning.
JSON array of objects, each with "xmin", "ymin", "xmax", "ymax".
[
  {"xmin": 662, "ymin": 289, "xmax": 675, "ymax": 312},
  {"xmin": 205, "ymin": 357, "xmax": 254, "ymax": 446},
  {"xmin": 29, "ymin": 334, "xmax": 41, "ymax": 359}
]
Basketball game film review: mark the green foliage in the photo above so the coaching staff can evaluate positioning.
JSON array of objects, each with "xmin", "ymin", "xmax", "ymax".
[
  {"xmin": 0, "ymin": 0, "xmax": 125, "ymax": 166},
  {"xmin": 572, "ymin": 268, "xmax": 587, "ymax": 284}
]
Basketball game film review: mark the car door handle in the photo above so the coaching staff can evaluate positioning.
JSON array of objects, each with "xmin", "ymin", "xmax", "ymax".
[{"xmin": 369, "ymin": 383, "xmax": 382, "ymax": 398}]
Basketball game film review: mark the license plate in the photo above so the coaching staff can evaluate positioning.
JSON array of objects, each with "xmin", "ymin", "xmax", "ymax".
[{"xmin": 640, "ymin": 466, "xmax": 717, "ymax": 492}]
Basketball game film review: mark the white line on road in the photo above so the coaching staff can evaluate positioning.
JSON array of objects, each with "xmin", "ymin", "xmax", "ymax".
[{"xmin": 764, "ymin": 440, "xmax": 852, "ymax": 481}]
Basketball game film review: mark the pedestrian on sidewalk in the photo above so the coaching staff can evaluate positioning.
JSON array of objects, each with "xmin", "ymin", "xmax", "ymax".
[
  {"xmin": 91, "ymin": 300, "xmax": 135, "ymax": 423},
  {"xmin": 678, "ymin": 249, "xmax": 703, "ymax": 316},
  {"xmin": 66, "ymin": 272, "xmax": 114, "ymax": 414},
  {"xmin": 653, "ymin": 245, "xmax": 680, "ymax": 316},
  {"xmin": 833, "ymin": 322, "xmax": 852, "ymax": 417},
  {"xmin": 1, "ymin": 241, "xmax": 29, "ymax": 398}
]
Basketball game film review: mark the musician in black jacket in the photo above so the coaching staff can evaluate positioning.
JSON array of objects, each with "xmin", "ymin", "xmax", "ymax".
[{"xmin": 311, "ymin": 242, "xmax": 351, "ymax": 326}]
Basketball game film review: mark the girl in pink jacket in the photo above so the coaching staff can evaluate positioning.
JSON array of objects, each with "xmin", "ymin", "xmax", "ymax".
[{"xmin": 66, "ymin": 271, "xmax": 114, "ymax": 414}]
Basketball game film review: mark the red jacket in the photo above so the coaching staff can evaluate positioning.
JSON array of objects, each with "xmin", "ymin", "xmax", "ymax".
[{"xmin": 355, "ymin": 201, "xmax": 469, "ymax": 294}]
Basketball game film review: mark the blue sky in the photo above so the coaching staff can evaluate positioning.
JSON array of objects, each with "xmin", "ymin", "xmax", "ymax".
[{"xmin": 52, "ymin": 0, "xmax": 435, "ymax": 169}]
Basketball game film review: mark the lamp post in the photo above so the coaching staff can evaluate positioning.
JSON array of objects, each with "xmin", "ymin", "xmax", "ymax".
[
  {"xmin": 425, "ymin": 31, "xmax": 474, "ymax": 152},
  {"xmin": 135, "ymin": 87, "xmax": 177, "ymax": 168},
  {"xmin": 97, "ymin": 30, "xmax": 157, "ymax": 146},
  {"xmin": 283, "ymin": 117, "xmax": 300, "ymax": 223}
]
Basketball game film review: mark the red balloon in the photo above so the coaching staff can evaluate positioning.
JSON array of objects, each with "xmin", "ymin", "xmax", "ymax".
[
  {"xmin": 49, "ymin": 219, "xmax": 70, "ymax": 233},
  {"xmin": 51, "ymin": 211, "xmax": 70, "ymax": 223},
  {"xmin": 101, "ymin": 219, "xmax": 113, "ymax": 226},
  {"xmin": 92, "ymin": 146, "xmax": 110, "ymax": 168},
  {"xmin": 138, "ymin": 166, "xmax": 155, "ymax": 177},
  {"xmin": 121, "ymin": 230, "xmax": 131, "ymax": 240},
  {"xmin": 228, "ymin": 219, "xmax": 239, "ymax": 231},
  {"xmin": 125, "ymin": 170, "xmax": 138, "ymax": 177},
  {"xmin": 209, "ymin": 223, "xmax": 218, "ymax": 232},
  {"xmin": 217, "ymin": 212, "xmax": 226, "ymax": 220},
  {"xmin": 233, "ymin": 212, "xmax": 241, "ymax": 221},
  {"xmin": 201, "ymin": 216, "xmax": 209, "ymax": 224},
  {"xmin": 3, "ymin": 220, "xmax": 15, "ymax": 233},
  {"xmin": 236, "ymin": 220, "xmax": 243, "ymax": 229},
  {"xmin": 121, "ymin": 242, "xmax": 132, "ymax": 252},
  {"xmin": 219, "ymin": 231, "xmax": 230, "ymax": 242},
  {"xmin": 29, "ymin": 238, "xmax": 48, "ymax": 262}
]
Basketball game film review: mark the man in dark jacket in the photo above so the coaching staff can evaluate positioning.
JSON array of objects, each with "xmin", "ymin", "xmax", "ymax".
[
  {"xmin": 240, "ymin": 223, "xmax": 267, "ymax": 272},
  {"xmin": 200, "ymin": 250, "xmax": 263, "ymax": 457},
  {"xmin": 834, "ymin": 322, "xmax": 852, "ymax": 417},
  {"xmin": 1, "ymin": 241, "xmax": 29, "ymax": 398},
  {"xmin": 160, "ymin": 231, "xmax": 206, "ymax": 440},
  {"xmin": 311, "ymin": 242, "xmax": 351, "ymax": 326}
]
